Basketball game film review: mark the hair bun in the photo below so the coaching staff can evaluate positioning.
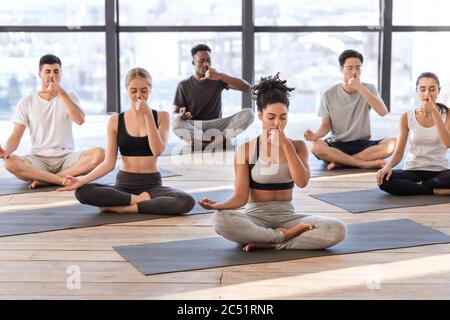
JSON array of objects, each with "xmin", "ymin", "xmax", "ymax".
[
  {"xmin": 251, "ymin": 73, "xmax": 295, "ymax": 112},
  {"xmin": 251, "ymin": 72, "xmax": 294, "ymax": 101}
]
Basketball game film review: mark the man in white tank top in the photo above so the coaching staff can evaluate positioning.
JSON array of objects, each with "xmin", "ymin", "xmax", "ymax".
[{"xmin": 0, "ymin": 54, "xmax": 105, "ymax": 189}]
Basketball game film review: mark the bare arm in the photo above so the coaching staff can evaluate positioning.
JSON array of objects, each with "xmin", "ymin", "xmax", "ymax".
[
  {"xmin": 386, "ymin": 113, "xmax": 408, "ymax": 168},
  {"xmin": 358, "ymin": 85, "xmax": 389, "ymax": 117},
  {"xmin": 172, "ymin": 82, "xmax": 192, "ymax": 120},
  {"xmin": 347, "ymin": 77, "xmax": 388, "ymax": 117},
  {"xmin": 202, "ymin": 67, "xmax": 251, "ymax": 92},
  {"xmin": 145, "ymin": 110, "xmax": 169, "ymax": 157},
  {"xmin": 377, "ymin": 113, "xmax": 407, "ymax": 185},
  {"xmin": 59, "ymin": 89, "xmax": 85, "ymax": 125},
  {"xmin": 79, "ymin": 115, "xmax": 118, "ymax": 184},
  {"xmin": 314, "ymin": 116, "xmax": 332, "ymax": 138},
  {"xmin": 1, "ymin": 123, "xmax": 26, "ymax": 158},
  {"xmin": 210, "ymin": 143, "xmax": 251, "ymax": 210},
  {"xmin": 282, "ymin": 139, "xmax": 310, "ymax": 188},
  {"xmin": 219, "ymin": 73, "xmax": 251, "ymax": 92},
  {"xmin": 431, "ymin": 107, "xmax": 450, "ymax": 148}
]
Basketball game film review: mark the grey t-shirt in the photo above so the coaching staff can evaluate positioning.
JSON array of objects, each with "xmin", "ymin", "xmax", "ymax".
[
  {"xmin": 173, "ymin": 76, "xmax": 228, "ymax": 121},
  {"xmin": 318, "ymin": 83, "xmax": 381, "ymax": 142}
]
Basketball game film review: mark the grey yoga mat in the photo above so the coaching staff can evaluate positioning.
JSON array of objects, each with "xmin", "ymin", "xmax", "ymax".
[
  {"xmin": 114, "ymin": 219, "xmax": 450, "ymax": 275},
  {"xmin": 0, "ymin": 167, "xmax": 180, "ymax": 196},
  {"xmin": 309, "ymin": 188, "xmax": 450, "ymax": 213},
  {"xmin": 310, "ymin": 163, "xmax": 375, "ymax": 178},
  {"xmin": 309, "ymin": 157, "xmax": 384, "ymax": 178},
  {"xmin": 309, "ymin": 157, "xmax": 412, "ymax": 178},
  {"xmin": 0, "ymin": 188, "xmax": 233, "ymax": 237}
]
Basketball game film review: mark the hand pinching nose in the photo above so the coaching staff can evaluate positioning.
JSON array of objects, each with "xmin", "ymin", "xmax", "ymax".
[{"xmin": 135, "ymin": 99, "xmax": 143, "ymax": 111}]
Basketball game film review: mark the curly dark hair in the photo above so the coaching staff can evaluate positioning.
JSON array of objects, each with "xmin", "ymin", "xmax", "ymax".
[
  {"xmin": 191, "ymin": 44, "xmax": 211, "ymax": 57},
  {"xmin": 251, "ymin": 73, "xmax": 295, "ymax": 112}
]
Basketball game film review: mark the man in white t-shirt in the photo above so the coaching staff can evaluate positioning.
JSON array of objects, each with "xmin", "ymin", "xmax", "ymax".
[
  {"xmin": 0, "ymin": 54, "xmax": 105, "ymax": 188},
  {"xmin": 304, "ymin": 49, "xmax": 396, "ymax": 170}
]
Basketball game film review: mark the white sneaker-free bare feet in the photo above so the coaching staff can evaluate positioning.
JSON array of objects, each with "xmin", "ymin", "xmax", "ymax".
[
  {"xmin": 243, "ymin": 243, "xmax": 276, "ymax": 252},
  {"xmin": 277, "ymin": 223, "xmax": 314, "ymax": 241},
  {"xmin": 29, "ymin": 180, "xmax": 50, "ymax": 189},
  {"xmin": 99, "ymin": 205, "xmax": 138, "ymax": 214}
]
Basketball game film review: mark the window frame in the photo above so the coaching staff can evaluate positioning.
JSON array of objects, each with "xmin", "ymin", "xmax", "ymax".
[{"xmin": 1, "ymin": 0, "xmax": 450, "ymax": 113}]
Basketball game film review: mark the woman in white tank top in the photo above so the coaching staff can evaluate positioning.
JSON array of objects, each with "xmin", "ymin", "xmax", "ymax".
[{"xmin": 377, "ymin": 72, "xmax": 450, "ymax": 196}]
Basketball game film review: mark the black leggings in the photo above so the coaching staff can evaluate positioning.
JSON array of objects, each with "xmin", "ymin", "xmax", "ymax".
[
  {"xmin": 379, "ymin": 169, "xmax": 450, "ymax": 196},
  {"xmin": 75, "ymin": 170, "xmax": 195, "ymax": 214}
]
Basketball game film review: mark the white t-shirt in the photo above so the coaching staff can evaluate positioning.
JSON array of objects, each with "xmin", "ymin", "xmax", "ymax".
[{"xmin": 12, "ymin": 92, "xmax": 81, "ymax": 157}]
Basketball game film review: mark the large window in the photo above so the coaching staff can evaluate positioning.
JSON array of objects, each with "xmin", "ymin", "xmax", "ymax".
[
  {"xmin": 119, "ymin": 32, "xmax": 242, "ymax": 115},
  {"xmin": 119, "ymin": 0, "xmax": 241, "ymax": 26},
  {"xmin": 255, "ymin": 32, "xmax": 379, "ymax": 114},
  {"xmin": 390, "ymin": 0, "xmax": 450, "ymax": 114},
  {"xmin": 0, "ymin": 33, "xmax": 106, "ymax": 118},
  {"xmin": 391, "ymin": 32, "xmax": 450, "ymax": 114},
  {"xmin": 394, "ymin": 0, "xmax": 450, "ymax": 26},
  {"xmin": 255, "ymin": 0, "xmax": 380, "ymax": 26},
  {"xmin": 0, "ymin": 0, "xmax": 104, "ymax": 26},
  {"xmin": 1, "ymin": 0, "xmax": 450, "ymax": 119}
]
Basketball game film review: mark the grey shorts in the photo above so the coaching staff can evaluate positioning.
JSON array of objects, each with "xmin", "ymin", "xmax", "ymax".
[{"xmin": 23, "ymin": 152, "xmax": 83, "ymax": 174}]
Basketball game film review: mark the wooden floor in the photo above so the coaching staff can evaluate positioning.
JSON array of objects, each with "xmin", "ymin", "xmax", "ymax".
[{"xmin": 0, "ymin": 149, "xmax": 449, "ymax": 300}]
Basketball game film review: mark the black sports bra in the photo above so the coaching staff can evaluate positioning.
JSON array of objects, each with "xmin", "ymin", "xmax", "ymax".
[
  {"xmin": 248, "ymin": 136, "xmax": 294, "ymax": 190},
  {"xmin": 117, "ymin": 110, "xmax": 158, "ymax": 157}
]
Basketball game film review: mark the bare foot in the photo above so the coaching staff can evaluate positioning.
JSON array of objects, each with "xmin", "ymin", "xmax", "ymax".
[
  {"xmin": 136, "ymin": 192, "xmax": 151, "ymax": 202},
  {"xmin": 243, "ymin": 243, "xmax": 276, "ymax": 252},
  {"xmin": 361, "ymin": 159, "xmax": 386, "ymax": 169},
  {"xmin": 326, "ymin": 162, "xmax": 345, "ymax": 170},
  {"xmin": 29, "ymin": 180, "xmax": 50, "ymax": 189},
  {"xmin": 130, "ymin": 192, "xmax": 151, "ymax": 205},
  {"xmin": 242, "ymin": 224, "xmax": 315, "ymax": 252},
  {"xmin": 277, "ymin": 223, "xmax": 314, "ymax": 241},
  {"xmin": 327, "ymin": 162, "xmax": 336, "ymax": 170},
  {"xmin": 433, "ymin": 188, "xmax": 450, "ymax": 196},
  {"xmin": 99, "ymin": 205, "xmax": 138, "ymax": 214}
]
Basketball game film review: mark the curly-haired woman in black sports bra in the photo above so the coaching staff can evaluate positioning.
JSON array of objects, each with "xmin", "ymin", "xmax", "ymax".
[{"xmin": 199, "ymin": 73, "xmax": 346, "ymax": 251}]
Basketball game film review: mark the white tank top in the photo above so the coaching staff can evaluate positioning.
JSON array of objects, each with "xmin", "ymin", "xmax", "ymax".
[{"xmin": 404, "ymin": 110, "xmax": 449, "ymax": 171}]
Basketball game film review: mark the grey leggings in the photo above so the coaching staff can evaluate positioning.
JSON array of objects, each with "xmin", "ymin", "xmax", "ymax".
[
  {"xmin": 172, "ymin": 109, "xmax": 254, "ymax": 145},
  {"xmin": 75, "ymin": 170, "xmax": 195, "ymax": 214},
  {"xmin": 213, "ymin": 201, "xmax": 346, "ymax": 250}
]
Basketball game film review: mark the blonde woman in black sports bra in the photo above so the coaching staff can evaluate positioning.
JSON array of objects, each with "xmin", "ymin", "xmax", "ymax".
[
  {"xmin": 199, "ymin": 73, "xmax": 346, "ymax": 251},
  {"xmin": 58, "ymin": 68, "xmax": 195, "ymax": 214}
]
